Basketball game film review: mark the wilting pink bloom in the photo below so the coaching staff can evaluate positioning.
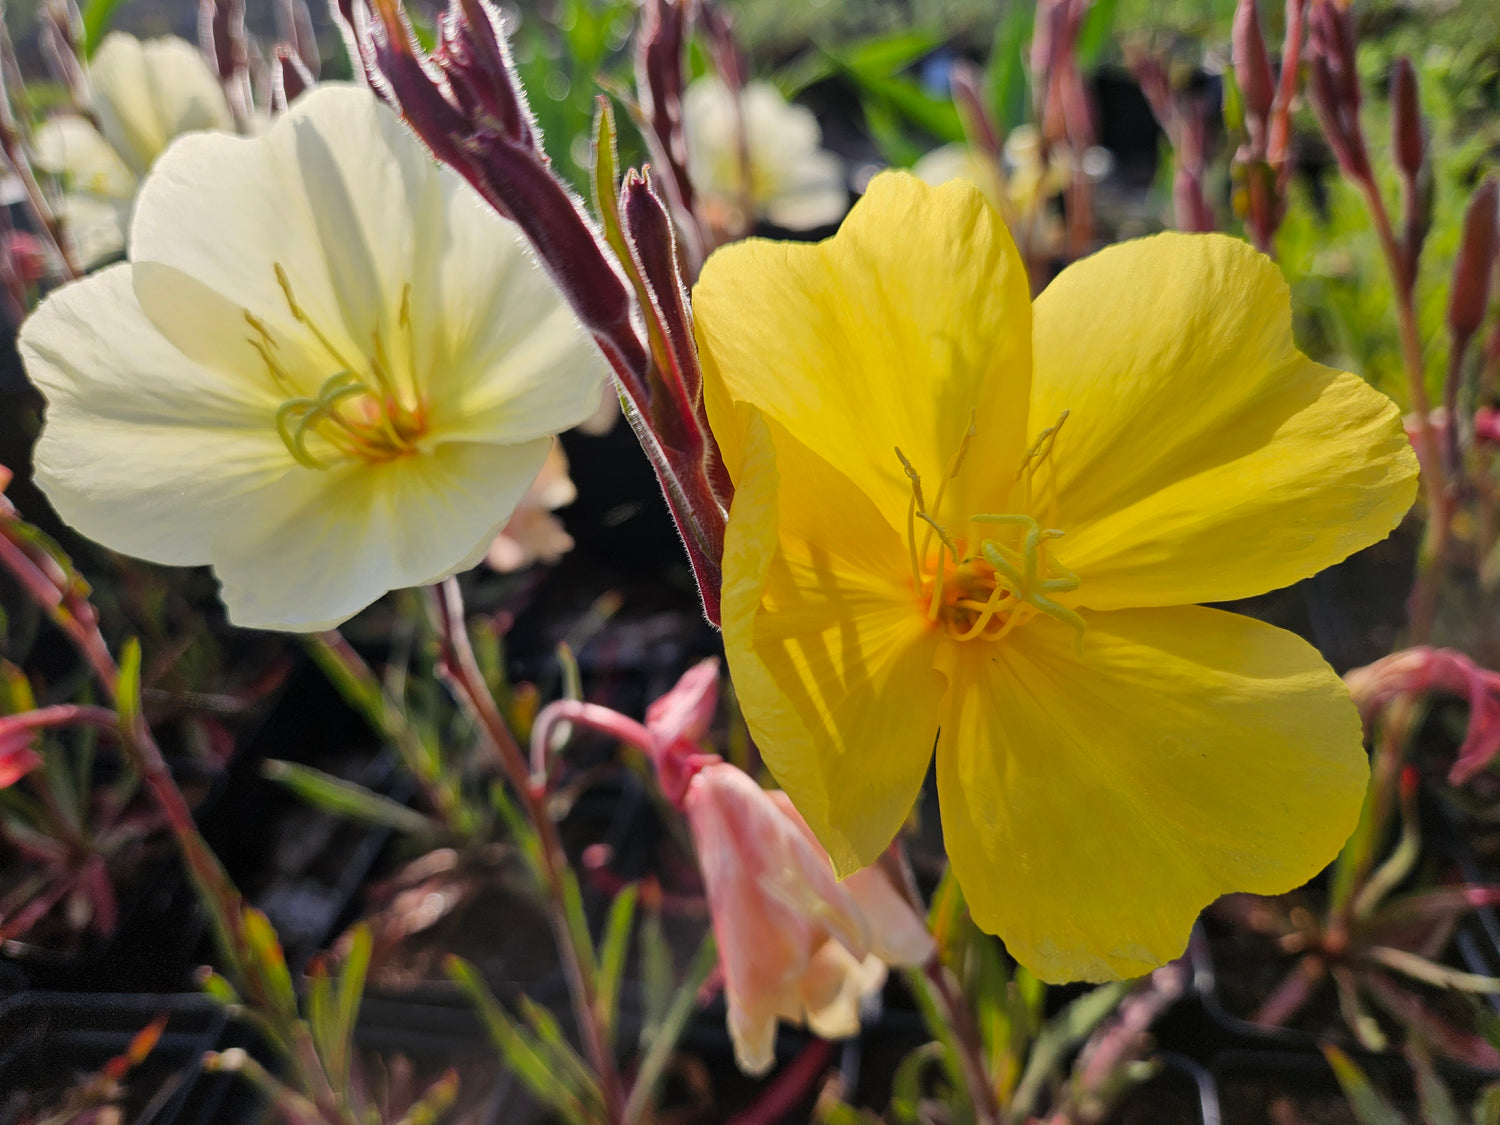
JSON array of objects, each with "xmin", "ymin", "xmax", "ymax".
[
  {"xmin": 685, "ymin": 762, "xmax": 934, "ymax": 1074},
  {"xmin": 530, "ymin": 659, "xmax": 934, "ymax": 1073},
  {"xmin": 1345, "ymin": 646, "xmax": 1500, "ymax": 784}
]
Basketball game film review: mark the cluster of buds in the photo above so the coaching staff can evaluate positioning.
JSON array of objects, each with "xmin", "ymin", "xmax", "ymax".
[
  {"xmin": 1345, "ymin": 646, "xmax": 1500, "ymax": 786},
  {"xmin": 1128, "ymin": 51, "xmax": 1217, "ymax": 235},
  {"xmin": 1030, "ymin": 0, "xmax": 1098, "ymax": 256},
  {"xmin": 531, "ymin": 661, "xmax": 935, "ymax": 1076},
  {"xmin": 198, "ymin": 0, "xmax": 321, "ymax": 119},
  {"xmin": 347, "ymin": 0, "xmax": 730, "ymax": 623},
  {"xmin": 1228, "ymin": 0, "xmax": 1306, "ymax": 251}
]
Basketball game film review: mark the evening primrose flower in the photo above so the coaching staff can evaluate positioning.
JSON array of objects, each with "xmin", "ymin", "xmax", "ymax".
[
  {"xmin": 683, "ymin": 76, "xmax": 846, "ymax": 235},
  {"xmin": 695, "ymin": 172, "xmax": 1418, "ymax": 983},
  {"xmin": 32, "ymin": 32, "xmax": 234, "ymax": 266},
  {"xmin": 20, "ymin": 85, "xmax": 604, "ymax": 631}
]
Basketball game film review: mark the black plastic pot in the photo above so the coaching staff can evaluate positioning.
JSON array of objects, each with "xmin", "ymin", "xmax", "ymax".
[{"xmin": 0, "ymin": 991, "xmax": 255, "ymax": 1125}]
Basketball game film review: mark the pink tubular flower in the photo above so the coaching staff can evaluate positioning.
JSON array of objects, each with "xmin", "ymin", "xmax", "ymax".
[
  {"xmin": 1344, "ymin": 646, "xmax": 1500, "ymax": 784},
  {"xmin": 529, "ymin": 658, "xmax": 935, "ymax": 1074},
  {"xmin": 685, "ymin": 762, "xmax": 934, "ymax": 1074}
]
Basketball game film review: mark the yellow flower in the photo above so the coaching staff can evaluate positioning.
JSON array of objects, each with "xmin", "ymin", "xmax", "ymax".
[
  {"xmin": 694, "ymin": 172, "xmax": 1418, "ymax": 983},
  {"xmin": 32, "ymin": 32, "xmax": 234, "ymax": 266},
  {"xmin": 21, "ymin": 86, "xmax": 604, "ymax": 631}
]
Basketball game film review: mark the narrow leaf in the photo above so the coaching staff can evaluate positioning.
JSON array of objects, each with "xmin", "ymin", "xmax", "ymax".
[
  {"xmin": 598, "ymin": 883, "xmax": 639, "ymax": 1045},
  {"xmin": 1322, "ymin": 1045, "xmax": 1408, "ymax": 1125},
  {"xmin": 261, "ymin": 759, "xmax": 439, "ymax": 838}
]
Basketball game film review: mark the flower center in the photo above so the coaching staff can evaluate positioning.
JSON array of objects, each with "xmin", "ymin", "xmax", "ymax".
[
  {"xmin": 245, "ymin": 264, "xmax": 428, "ymax": 470},
  {"xmin": 896, "ymin": 412, "xmax": 1085, "ymax": 645}
]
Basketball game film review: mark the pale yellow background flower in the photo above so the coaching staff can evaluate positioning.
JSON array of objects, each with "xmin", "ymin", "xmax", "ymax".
[
  {"xmin": 32, "ymin": 32, "xmax": 233, "ymax": 266},
  {"xmin": 21, "ymin": 85, "xmax": 605, "ymax": 631},
  {"xmin": 683, "ymin": 76, "xmax": 846, "ymax": 234},
  {"xmin": 486, "ymin": 438, "xmax": 578, "ymax": 572}
]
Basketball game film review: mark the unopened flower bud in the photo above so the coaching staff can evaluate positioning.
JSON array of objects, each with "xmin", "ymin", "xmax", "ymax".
[
  {"xmin": 1449, "ymin": 177, "xmax": 1499, "ymax": 342},
  {"xmin": 1232, "ymin": 0, "xmax": 1275, "ymax": 141},
  {"xmin": 1390, "ymin": 58, "xmax": 1424, "ymax": 184}
]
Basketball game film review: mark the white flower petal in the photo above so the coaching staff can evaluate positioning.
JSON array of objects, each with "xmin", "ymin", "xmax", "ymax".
[
  {"xmin": 90, "ymin": 33, "xmax": 232, "ymax": 175},
  {"xmin": 130, "ymin": 86, "xmax": 428, "ymax": 375},
  {"xmin": 212, "ymin": 438, "xmax": 553, "ymax": 630},
  {"xmin": 411, "ymin": 180, "xmax": 605, "ymax": 444},
  {"xmin": 20, "ymin": 265, "xmax": 289, "ymax": 565},
  {"xmin": 31, "ymin": 115, "xmax": 136, "ymax": 198}
]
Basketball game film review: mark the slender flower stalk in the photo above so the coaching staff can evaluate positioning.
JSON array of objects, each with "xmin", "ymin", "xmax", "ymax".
[
  {"xmin": 1307, "ymin": 2, "xmax": 1447, "ymax": 640},
  {"xmin": 426, "ymin": 578, "xmax": 627, "ymax": 1122}
]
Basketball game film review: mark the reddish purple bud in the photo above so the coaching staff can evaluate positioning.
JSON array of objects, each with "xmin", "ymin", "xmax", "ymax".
[
  {"xmin": 622, "ymin": 167, "xmax": 702, "ymax": 421},
  {"xmin": 1449, "ymin": 177, "xmax": 1498, "ymax": 341},
  {"xmin": 1307, "ymin": 3, "xmax": 1370, "ymax": 181},
  {"xmin": 1232, "ymin": 0, "xmax": 1275, "ymax": 139},
  {"xmin": 950, "ymin": 59, "xmax": 1001, "ymax": 159},
  {"xmin": 198, "ymin": 0, "xmax": 246, "ymax": 84},
  {"xmin": 1390, "ymin": 58, "xmax": 1424, "ymax": 184}
]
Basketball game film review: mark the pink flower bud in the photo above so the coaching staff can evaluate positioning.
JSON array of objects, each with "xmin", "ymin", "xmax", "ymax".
[
  {"xmin": 0, "ymin": 721, "xmax": 43, "ymax": 788},
  {"xmin": 683, "ymin": 762, "xmax": 934, "ymax": 1074},
  {"xmin": 1474, "ymin": 405, "xmax": 1500, "ymax": 444}
]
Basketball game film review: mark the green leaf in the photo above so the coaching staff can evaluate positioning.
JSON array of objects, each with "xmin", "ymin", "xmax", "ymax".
[
  {"xmin": 1074, "ymin": 0, "xmax": 1120, "ymax": 69},
  {"xmin": 1407, "ymin": 1040, "xmax": 1462, "ymax": 1125},
  {"xmin": 1010, "ymin": 982, "xmax": 1129, "ymax": 1120},
  {"xmin": 985, "ymin": 4, "xmax": 1034, "ymax": 132},
  {"xmin": 116, "ymin": 637, "xmax": 144, "ymax": 739},
  {"xmin": 518, "ymin": 995, "xmax": 606, "ymax": 1100},
  {"xmin": 639, "ymin": 902, "xmax": 675, "ymax": 1046},
  {"xmin": 624, "ymin": 931, "xmax": 717, "ymax": 1125},
  {"xmin": 446, "ymin": 956, "xmax": 601, "ymax": 1124},
  {"xmin": 598, "ymin": 884, "xmax": 638, "ymax": 1046},
  {"xmin": 261, "ymin": 760, "xmax": 440, "ymax": 839},
  {"xmin": 242, "ymin": 906, "xmax": 298, "ymax": 1024},
  {"xmin": 394, "ymin": 1071, "xmax": 460, "ymax": 1125},
  {"xmin": 81, "ymin": 0, "xmax": 125, "ymax": 56},
  {"xmin": 891, "ymin": 1042, "xmax": 947, "ymax": 1123},
  {"xmin": 331, "ymin": 924, "xmax": 373, "ymax": 1087},
  {"xmin": 1322, "ymin": 1045, "xmax": 1408, "ymax": 1125}
]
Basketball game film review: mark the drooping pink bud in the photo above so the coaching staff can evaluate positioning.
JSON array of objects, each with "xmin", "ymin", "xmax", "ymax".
[
  {"xmin": 1345, "ymin": 647, "xmax": 1500, "ymax": 785},
  {"xmin": 1474, "ymin": 406, "xmax": 1500, "ymax": 445},
  {"xmin": 683, "ymin": 762, "xmax": 934, "ymax": 1074}
]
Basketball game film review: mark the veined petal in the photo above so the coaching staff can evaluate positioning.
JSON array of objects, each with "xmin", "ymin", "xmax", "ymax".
[
  {"xmin": 130, "ymin": 86, "xmax": 427, "ymax": 378},
  {"xmin": 937, "ymin": 605, "xmax": 1368, "ymax": 983},
  {"xmin": 410, "ymin": 178, "xmax": 606, "ymax": 444},
  {"xmin": 697, "ymin": 171, "xmax": 1032, "ymax": 531},
  {"xmin": 212, "ymin": 438, "xmax": 552, "ymax": 631},
  {"xmin": 90, "ymin": 33, "xmax": 231, "ymax": 175},
  {"xmin": 1031, "ymin": 233, "xmax": 1417, "ymax": 610},
  {"xmin": 722, "ymin": 409, "xmax": 946, "ymax": 876},
  {"xmin": 20, "ymin": 265, "xmax": 288, "ymax": 566}
]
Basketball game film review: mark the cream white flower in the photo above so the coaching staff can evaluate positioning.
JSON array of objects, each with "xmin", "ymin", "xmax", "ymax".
[
  {"xmin": 32, "ymin": 32, "xmax": 233, "ymax": 266},
  {"xmin": 20, "ymin": 85, "xmax": 605, "ymax": 631},
  {"xmin": 683, "ymin": 76, "xmax": 846, "ymax": 234}
]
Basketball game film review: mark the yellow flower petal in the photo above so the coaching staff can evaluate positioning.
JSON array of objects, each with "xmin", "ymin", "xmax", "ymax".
[
  {"xmin": 1030, "ymin": 232, "xmax": 1417, "ymax": 610},
  {"xmin": 722, "ymin": 409, "xmax": 947, "ymax": 875},
  {"xmin": 697, "ymin": 170, "xmax": 1033, "ymax": 528},
  {"xmin": 936, "ymin": 604, "xmax": 1368, "ymax": 983}
]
